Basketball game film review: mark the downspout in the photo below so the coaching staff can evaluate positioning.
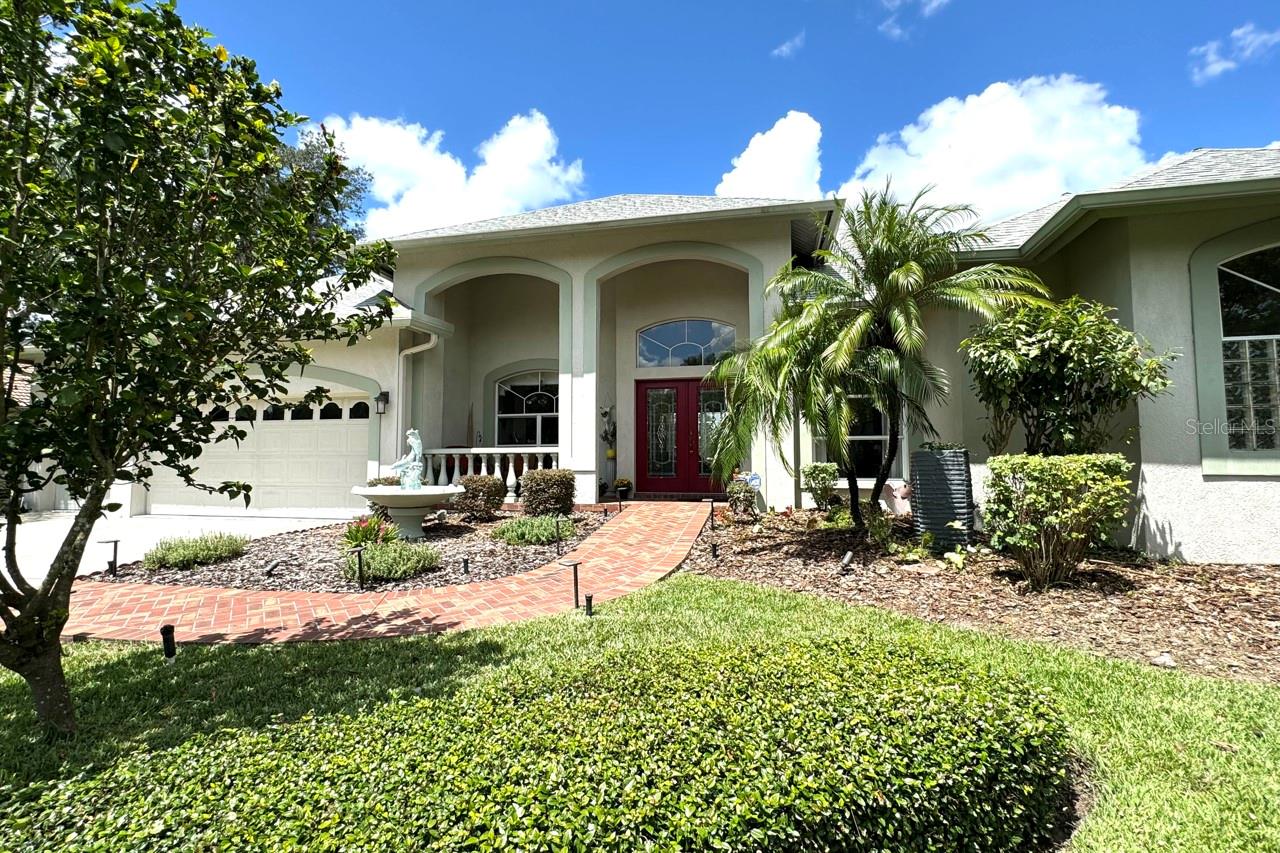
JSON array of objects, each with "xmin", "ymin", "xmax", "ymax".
[{"xmin": 397, "ymin": 333, "xmax": 439, "ymax": 441}]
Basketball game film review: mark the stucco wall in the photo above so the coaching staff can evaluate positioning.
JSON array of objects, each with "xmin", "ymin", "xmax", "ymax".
[{"xmin": 1124, "ymin": 203, "xmax": 1280, "ymax": 562}]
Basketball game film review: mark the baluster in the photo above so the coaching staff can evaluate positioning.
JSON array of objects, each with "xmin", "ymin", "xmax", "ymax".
[
  {"xmin": 503, "ymin": 452, "xmax": 517, "ymax": 501},
  {"xmin": 450, "ymin": 453, "xmax": 462, "ymax": 485},
  {"xmin": 435, "ymin": 454, "xmax": 449, "ymax": 486}
]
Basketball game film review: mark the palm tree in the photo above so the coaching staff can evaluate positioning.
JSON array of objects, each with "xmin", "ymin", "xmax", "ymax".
[{"xmin": 708, "ymin": 186, "xmax": 1047, "ymax": 530}]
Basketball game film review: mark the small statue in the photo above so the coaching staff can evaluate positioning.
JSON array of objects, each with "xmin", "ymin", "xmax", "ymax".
[{"xmin": 390, "ymin": 428, "xmax": 425, "ymax": 489}]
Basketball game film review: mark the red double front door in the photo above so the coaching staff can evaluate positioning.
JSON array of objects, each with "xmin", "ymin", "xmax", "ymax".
[{"xmin": 635, "ymin": 379, "xmax": 726, "ymax": 494}]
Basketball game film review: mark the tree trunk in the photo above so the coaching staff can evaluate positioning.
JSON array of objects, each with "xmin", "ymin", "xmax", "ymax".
[
  {"xmin": 15, "ymin": 640, "xmax": 76, "ymax": 736},
  {"xmin": 869, "ymin": 407, "xmax": 902, "ymax": 525},
  {"xmin": 840, "ymin": 462, "xmax": 864, "ymax": 530}
]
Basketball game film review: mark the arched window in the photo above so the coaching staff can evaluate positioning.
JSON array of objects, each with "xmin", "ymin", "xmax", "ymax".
[
  {"xmin": 234, "ymin": 405, "xmax": 256, "ymax": 422},
  {"xmin": 290, "ymin": 404, "xmax": 314, "ymax": 421},
  {"xmin": 348, "ymin": 401, "xmax": 370, "ymax": 420},
  {"xmin": 262, "ymin": 404, "xmax": 285, "ymax": 421},
  {"xmin": 496, "ymin": 371, "xmax": 558, "ymax": 446},
  {"xmin": 319, "ymin": 402, "xmax": 343, "ymax": 420},
  {"xmin": 208, "ymin": 405, "xmax": 229, "ymax": 422},
  {"xmin": 637, "ymin": 319, "xmax": 735, "ymax": 368},
  {"xmin": 1218, "ymin": 245, "xmax": 1280, "ymax": 451}
]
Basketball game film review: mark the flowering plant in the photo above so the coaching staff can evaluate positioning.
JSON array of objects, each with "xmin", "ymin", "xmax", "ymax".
[{"xmin": 343, "ymin": 516, "xmax": 397, "ymax": 549}]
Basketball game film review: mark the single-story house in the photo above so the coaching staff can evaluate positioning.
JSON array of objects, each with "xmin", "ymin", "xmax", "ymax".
[{"xmin": 33, "ymin": 147, "xmax": 1280, "ymax": 564}]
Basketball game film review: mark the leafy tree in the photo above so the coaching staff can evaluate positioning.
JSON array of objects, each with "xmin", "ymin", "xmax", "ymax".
[
  {"xmin": 280, "ymin": 128, "xmax": 373, "ymax": 240},
  {"xmin": 0, "ymin": 0, "xmax": 392, "ymax": 733},
  {"xmin": 708, "ymin": 187, "xmax": 1046, "ymax": 529},
  {"xmin": 961, "ymin": 297, "xmax": 1175, "ymax": 455}
]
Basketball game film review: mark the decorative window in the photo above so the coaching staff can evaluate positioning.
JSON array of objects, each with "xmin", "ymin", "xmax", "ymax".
[
  {"xmin": 262, "ymin": 404, "xmax": 285, "ymax": 421},
  {"xmin": 349, "ymin": 401, "xmax": 370, "ymax": 420},
  {"xmin": 208, "ymin": 405, "xmax": 229, "ymax": 422},
  {"xmin": 815, "ymin": 397, "xmax": 905, "ymax": 480},
  {"xmin": 637, "ymin": 319, "xmax": 736, "ymax": 368},
  {"xmin": 234, "ymin": 405, "xmax": 256, "ymax": 422},
  {"xmin": 496, "ymin": 371, "xmax": 559, "ymax": 446},
  {"xmin": 319, "ymin": 402, "xmax": 343, "ymax": 420},
  {"xmin": 1218, "ymin": 246, "xmax": 1280, "ymax": 451},
  {"xmin": 290, "ymin": 404, "xmax": 313, "ymax": 421}
]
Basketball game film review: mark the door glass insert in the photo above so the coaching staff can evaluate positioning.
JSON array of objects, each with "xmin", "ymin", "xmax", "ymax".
[
  {"xmin": 697, "ymin": 388, "xmax": 727, "ymax": 477},
  {"xmin": 646, "ymin": 387, "xmax": 678, "ymax": 477}
]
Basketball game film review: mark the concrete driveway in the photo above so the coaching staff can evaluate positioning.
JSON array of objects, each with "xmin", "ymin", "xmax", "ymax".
[{"xmin": 10, "ymin": 513, "xmax": 336, "ymax": 586}]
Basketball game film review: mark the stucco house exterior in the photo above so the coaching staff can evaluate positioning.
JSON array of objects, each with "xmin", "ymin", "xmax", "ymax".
[{"xmin": 33, "ymin": 147, "xmax": 1280, "ymax": 564}]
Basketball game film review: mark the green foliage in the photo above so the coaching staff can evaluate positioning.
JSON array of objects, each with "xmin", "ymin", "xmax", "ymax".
[
  {"xmin": 364, "ymin": 476, "xmax": 400, "ymax": 522},
  {"xmin": 0, "ymin": 0, "xmax": 393, "ymax": 729},
  {"xmin": 342, "ymin": 516, "xmax": 396, "ymax": 550},
  {"xmin": 800, "ymin": 462, "xmax": 839, "ymax": 508},
  {"xmin": 984, "ymin": 453, "xmax": 1134, "ymax": 590},
  {"xmin": 141, "ymin": 534, "xmax": 247, "ymax": 571},
  {"xmin": 519, "ymin": 468, "xmax": 575, "ymax": 517},
  {"xmin": 0, "ymin": 639, "xmax": 1072, "ymax": 851},
  {"xmin": 367, "ymin": 476, "xmax": 401, "ymax": 486},
  {"xmin": 725, "ymin": 480, "xmax": 758, "ymax": 518},
  {"xmin": 453, "ymin": 475, "xmax": 505, "ymax": 520},
  {"xmin": 864, "ymin": 501, "xmax": 895, "ymax": 549},
  {"xmin": 708, "ymin": 187, "xmax": 1045, "ymax": 530},
  {"xmin": 962, "ymin": 297, "xmax": 1175, "ymax": 455},
  {"xmin": 491, "ymin": 515, "xmax": 573, "ymax": 546},
  {"xmin": 612, "ymin": 477, "xmax": 632, "ymax": 491},
  {"xmin": 344, "ymin": 540, "xmax": 440, "ymax": 582},
  {"xmin": 278, "ymin": 128, "xmax": 372, "ymax": 240}
]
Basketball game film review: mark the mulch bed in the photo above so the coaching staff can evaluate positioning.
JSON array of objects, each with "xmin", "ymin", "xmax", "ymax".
[
  {"xmin": 684, "ymin": 510, "xmax": 1280, "ymax": 685},
  {"xmin": 95, "ymin": 510, "xmax": 605, "ymax": 593}
]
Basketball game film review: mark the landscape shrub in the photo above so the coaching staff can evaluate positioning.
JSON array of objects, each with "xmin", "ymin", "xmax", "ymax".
[
  {"xmin": 342, "ymin": 516, "xmax": 396, "ymax": 550},
  {"xmin": 725, "ymin": 480, "xmax": 758, "ymax": 518},
  {"xmin": 453, "ymin": 474, "xmax": 506, "ymax": 520},
  {"xmin": 985, "ymin": 453, "xmax": 1133, "ymax": 590},
  {"xmin": 520, "ymin": 468, "xmax": 575, "ymax": 517},
  {"xmin": 343, "ymin": 540, "xmax": 440, "ymax": 582},
  {"xmin": 365, "ymin": 475, "xmax": 401, "ymax": 522},
  {"xmin": 491, "ymin": 515, "xmax": 574, "ymax": 546},
  {"xmin": 142, "ymin": 533, "xmax": 247, "ymax": 570},
  {"xmin": 800, "ymin": 462, "xmax": 839, "ymax": 508},
  {"xmin": 0, "ymin": 640, "xmax": 1073, "ymax": 850}
]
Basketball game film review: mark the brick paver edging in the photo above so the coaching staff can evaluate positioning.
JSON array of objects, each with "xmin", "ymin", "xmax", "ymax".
[{"xmin": 63, "ymin": 502, "xmax": 709, "ymax": 644}]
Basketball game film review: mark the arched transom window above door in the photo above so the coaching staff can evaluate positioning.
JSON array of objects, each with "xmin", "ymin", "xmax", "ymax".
[
  {"xmin": 1218, "ymin": 245, "xmax": 1280, "ymax": 451},
  {"xmin": 637, "ymin": 319, "xmax": 736, "ymax": 368},
  {"xmin": 496, "ymin": 370, "xmax": 559, "ymax": 446}
]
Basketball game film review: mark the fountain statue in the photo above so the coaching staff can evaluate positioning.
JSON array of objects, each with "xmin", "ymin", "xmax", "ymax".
[
  {"xmin": 351, "ymin": 428, "xmax": 463, "ymax": 539},
  {"xmin": 390, "ymin": 428, "xmax": 425, "ymax": 489}
]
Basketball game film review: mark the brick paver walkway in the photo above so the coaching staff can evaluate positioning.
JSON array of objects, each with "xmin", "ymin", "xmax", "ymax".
[{"xmin": 63, "ymin": 502, "xmax": 709, "ymax": 644}]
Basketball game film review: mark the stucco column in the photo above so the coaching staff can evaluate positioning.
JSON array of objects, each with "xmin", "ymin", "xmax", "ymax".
[{"xmin": 560, "ymin": 272, "xmax": 599, "ymax": 504}]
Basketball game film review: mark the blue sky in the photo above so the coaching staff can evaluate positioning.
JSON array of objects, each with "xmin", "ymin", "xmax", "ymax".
[{"xmin": 182, "ymin": 0, "xmax": 1279, "ymax": 236}]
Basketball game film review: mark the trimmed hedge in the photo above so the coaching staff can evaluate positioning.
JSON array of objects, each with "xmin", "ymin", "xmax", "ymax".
[
  {"xmin": 141, "ymin": 533, "xmax": 247, "ymax": 570},
  {"xmin": 1, "ymin": 641, "xmax": 1072, "ymax": 850},
  {"xmin": 491, "ymin": 515, "xmax": 573, "ymax": 546},
  {"xmin": 520, "ymin": 468, "xmax": 575, "ymax": 517},
  {"xmin": 344, "ymin": 540, "xmax": 440, "ymax": 581},
  {"xmin": 453, "ymin": 474, "xmax": 506, "ymax": 520},
  {"xmin": 984, "ymin": 452, "xmax": 1133, "ymax": 590}
]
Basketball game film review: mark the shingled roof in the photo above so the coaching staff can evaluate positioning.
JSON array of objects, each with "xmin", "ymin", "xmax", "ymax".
[
  {"xmin": 3, "ymin": 363, "xmax": 33, "ymax": 407},
  {"xmin": 386, "ymin": 194, "xmax": 824, "ymax": 243},
  {"xmin": 980, "ymin": 147, "xmax": 1280, "ymax": 254}
]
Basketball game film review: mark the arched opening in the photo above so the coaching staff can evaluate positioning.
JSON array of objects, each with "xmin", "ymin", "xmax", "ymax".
[{"xmin": 319, "ymin": 401, "xmax": 344, "ymax": 421}]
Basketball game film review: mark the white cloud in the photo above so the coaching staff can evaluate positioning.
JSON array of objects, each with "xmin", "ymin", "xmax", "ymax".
[
  {"xmin": 715, "ymin": 111, "xmax": 823, "ymax": 200},
  {"xmin": 877, "ymin": 0, "xmax": 951, "ymax": 39},
  {"xmin": 1191, "ymin": 22, "xmax": 1280, "ymax": 84},
  {"xmin": 835, "ymin": 75, "xmax": 1154, "ymax": 222},
  {"xmin": 771, "ymin": 30, "xmax": 805, "ymax": 59},
  {"xmin": 319, "ymin": 110, "xmax": 584, "ymax": 239}
]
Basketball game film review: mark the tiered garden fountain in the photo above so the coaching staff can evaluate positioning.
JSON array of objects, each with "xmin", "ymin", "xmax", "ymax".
[{"xmin": 351, "ymin": 429, "xmax": 462, "ymax": 539}]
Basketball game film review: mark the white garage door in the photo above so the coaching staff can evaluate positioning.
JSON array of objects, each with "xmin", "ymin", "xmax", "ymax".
[{"xmin": 147, "ymin": 400, "xmax": 371, "ymax": 517}]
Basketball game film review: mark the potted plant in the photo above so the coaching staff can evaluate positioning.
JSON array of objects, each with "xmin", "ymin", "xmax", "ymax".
[
  {"xmin": 600, "ymin": 407, "xmax": 617, "ymax": 460},
  {"xmin": 614, "ymin": 477, "xmax": 632, "ymax": 501},
  {"xmin": 908, "ymin": 442, "xmax": 973, "ymax": 551}
]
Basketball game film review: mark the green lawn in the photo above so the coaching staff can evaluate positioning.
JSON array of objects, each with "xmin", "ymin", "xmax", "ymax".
[{"xmin": 2, "ymin": 574, "xmax": 1277, "ymax": 851}]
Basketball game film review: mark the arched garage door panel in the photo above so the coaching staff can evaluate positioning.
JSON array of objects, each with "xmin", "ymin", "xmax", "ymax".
[{"xmin": 147, "ymin": 407, "xmax": 369, "ymax": 517}]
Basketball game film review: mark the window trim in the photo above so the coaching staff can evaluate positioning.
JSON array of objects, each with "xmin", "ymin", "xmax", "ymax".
[
  {"xmin": 1189, "ymin": 219, "xmax": 1280, "ymax": 475},
  {"xmin": 813, "ymin": 396, "xmax": 909, "ymax": 484},
  {"xmin": 494, "ymin": 369, "xmax": 560, "ymax": 447}
]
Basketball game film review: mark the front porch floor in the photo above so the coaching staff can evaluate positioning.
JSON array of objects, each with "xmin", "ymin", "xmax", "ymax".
[{"xmin": 62, "ymin": 502, "xmax": 710, "ymax": 643}]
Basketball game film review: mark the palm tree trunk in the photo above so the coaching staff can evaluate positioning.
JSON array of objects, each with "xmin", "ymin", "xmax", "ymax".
[
  {"xmin": 840, "ymin": 461, "xmax": 864, "ymax": 529},
  {"xmin": 869, "ymin": 407, "xmax": 902, "ymax": 522}
]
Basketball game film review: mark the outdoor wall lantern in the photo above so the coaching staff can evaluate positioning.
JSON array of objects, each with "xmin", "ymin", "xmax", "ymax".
[{"xmin": 374, "ymin": 391, "xmax": 390, "ymax": 415}]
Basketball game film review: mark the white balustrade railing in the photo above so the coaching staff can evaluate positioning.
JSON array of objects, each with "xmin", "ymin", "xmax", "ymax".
[{"xmin": 420, "ymin": 446, "xmax": 559, "ymax": 501}]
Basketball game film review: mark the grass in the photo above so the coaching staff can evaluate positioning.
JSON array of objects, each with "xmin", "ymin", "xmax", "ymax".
[
  {"xmin": 141, "ymin": 532, "xmax": 248, "ymax": 570},
  {"xmin": 1, "ymin": 574, "xmax": 1276, "ymax": 850}
]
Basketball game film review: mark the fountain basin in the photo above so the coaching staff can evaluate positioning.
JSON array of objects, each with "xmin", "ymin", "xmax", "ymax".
[{"xmin": 351, "ymin": 485, "xmax": 463, "ymax": 539}]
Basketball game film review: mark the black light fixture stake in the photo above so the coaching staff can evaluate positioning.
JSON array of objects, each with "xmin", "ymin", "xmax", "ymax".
[
  {"xmin": 585, "ymin": 594, "xmax": 594, "ymax": 617},
  {"xmin": 602, "ymin": 507, "xmax": 609, "ymax": 520},
  {"xmin": 711, "ymin": 542, "xmax": 719, "ymax": 559},
  {"xmin": 840, "ymin": 551, "xmax": 854, "ymax": 571},
  {"xmin": 555, "ymin": 517, "xmax": 563, "ymax": 557},
  {"xmin": 350, "ymin": 546, "xmax": 366, "ymax": 590},
  {"xmin": 616, "ymin": 492, "xmax": 623, "ymax": 514},
  {"xmin": 160, "ymin": 624, "xmax": 177, "ymax": 665},
  {"xmin": 559, "ymin": 558, "xmax": 582, "ymax": 609},
  {"xmin": 462, "ymin": 556, "xmax": 470, "ymax": 575},
  {"xmin": 704, "ymin": 497, "xmax": 716, "ymax": 531},
  {"xmin": 100, "ymin": 539, "xmax": 121, "ymax": 576}
]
